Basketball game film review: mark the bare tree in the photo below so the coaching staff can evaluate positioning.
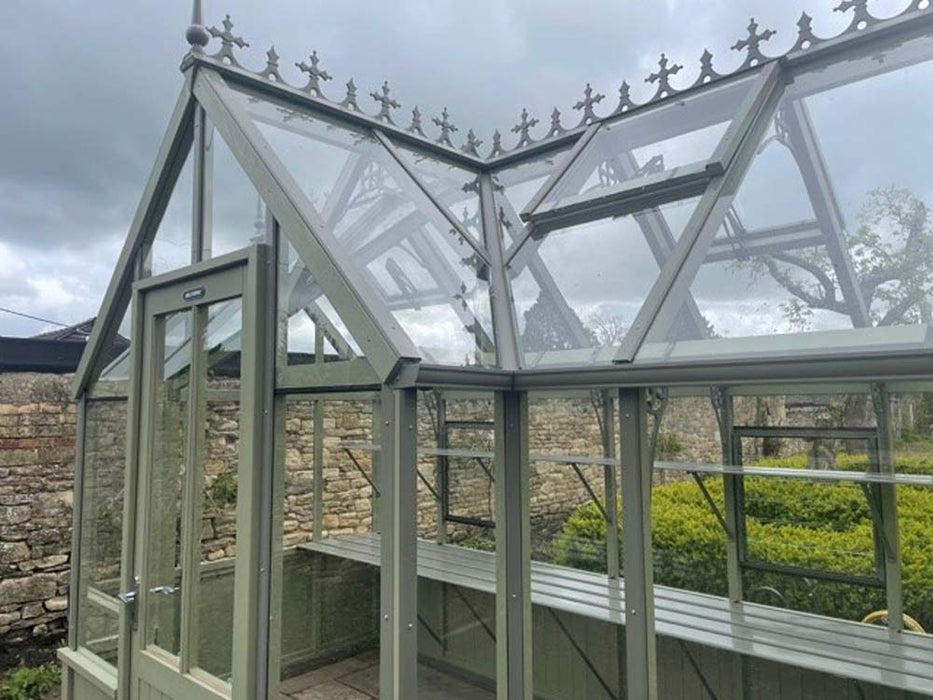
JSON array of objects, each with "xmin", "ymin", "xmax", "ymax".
[
  {"xmin": 741, "ymin": 187, "xmax": 933, "ymax": 331},
  {"xmin": 586, "ymin": 309, "xmax": 628, "ymax": 346}
]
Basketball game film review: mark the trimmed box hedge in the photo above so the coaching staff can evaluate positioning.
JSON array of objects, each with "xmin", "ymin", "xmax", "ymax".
[{"xmin": 550, "ymin": 454, "xmax": 933, "ymax": 630}]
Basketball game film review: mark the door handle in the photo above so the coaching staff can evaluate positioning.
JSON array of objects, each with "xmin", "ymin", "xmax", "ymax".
[{"xmin": 149, "ymin": 585, "xmax": 180, "ymax": 596}]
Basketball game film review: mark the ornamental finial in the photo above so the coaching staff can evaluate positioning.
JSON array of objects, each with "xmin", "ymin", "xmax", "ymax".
[
  {"xmin": 186, "ymin": 0, "xmax": 210, "ymax": 52},
  {"xmin": 208, "ymin": 15, "xmax": 249, "ymax": 66},
  {"xmin": 490, "ymin": 130, "xmax": 506, "ymax": 158},
  {"xmin": 511, "ymin": 108, "xmax": 539, "ymax": 148},
  {"xmin": 433, "ymin": 108, "xmax": 459, "ymax": 147},
  {"xmin": 835, "ymin": 0, "xmax": 876, "ymax": 31},
  {"xmin": 613, "ymin": 81, "xmax": 635, "ymax": 115},
  {"xmin": 370, "ymin": 81, "xmax": 402, "ymax": 124},
  {"xmin": 296, "ymin": 51, "xmax": 333, "ymax": 97},
  {"xmin": 408, "ymin": 106, "xmax": 426, "ymax": 136},
  {"xmin": 340, "ymin": 79, "xmax": 361, "ymax": 112},
  {"xmin": 646, "ymin": 53, "xmax": 683, "ymax": 100},
  {"xmin": 731, "ymin": 17, "xmax": 777, "ymax": 69},
  {"xmin": 573, "ymin": 83, "xmax": 605, "ymax": 126},
  {"xmin": 793, "ymin": 13, "xmax": 818, "ymax": 52},
  {"xmin": 462, "ymin": 130, "xmax": 484, "ymax": 156},
  {"xmin": 259, "ymin": 46, "xmax": 284, "ymax": 82},
  {"xmin": 546, "ymin": 108, "xmax": 566, "ymax": 139}
]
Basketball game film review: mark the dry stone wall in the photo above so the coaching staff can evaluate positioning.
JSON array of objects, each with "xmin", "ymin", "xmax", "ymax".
[{"xmin": 0, "ymin": 373, "xmax": 74, "ymax": 645}]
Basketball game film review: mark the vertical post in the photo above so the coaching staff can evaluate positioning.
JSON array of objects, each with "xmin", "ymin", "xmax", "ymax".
[
  {"xmin": 871, "ymin": 383, "xmax": 903, "ymax": 632},
  {"xmin": 379, "ymin": 388, "xmax": 419, "ymax": 699},
  {"xmin": 372, "ymin": 396, "xmax": 383, "ymax": 533},
  {"xmin": 311, "ymin": 336, "xmax": 325, "ymax": 541},
  {"xmin": 266, "ymin": 392, "xmax": 286, "ymax": 700},
  {"xmin": 435, "ymin": 392, "xmax": 449, "ymax": 544},
  {"xmin": 67, "ymin": 395, "xmax": 88, "ymax": 651},
  {"xmin": 117, "ymin": 284, "xmax": 145, "ymax": 700},
  {"xmin": 618, "ymin": 388, "xmax": 657, "ymax": 700},
  {"xmin": 713, "ymin": 387, "xmax": 743, "ymax": 603},
  {"xmin": 232, "ymin": 244, "xmax": 276, "ymax": 700},
  {"xmin": 494, "ymin": 390, "xmax": 532, "ymax": 700},
  {"xmin": 601, "ymin": 390, "xmax": 621, "ymax": 580},
  {"xmin": 191, "ymin": 104, "xmax": 214, "ymax": 263}
]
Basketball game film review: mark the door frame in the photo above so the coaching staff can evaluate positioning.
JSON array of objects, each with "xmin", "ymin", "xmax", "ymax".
[{"xmin": 116, "ymin": 245, "xmax": 275, "ymax": 700}]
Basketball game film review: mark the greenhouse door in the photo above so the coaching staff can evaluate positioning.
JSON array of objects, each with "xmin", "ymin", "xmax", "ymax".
[{"xmin": 125, "ymin": 248, "xmax": 271, "ymax": 700}]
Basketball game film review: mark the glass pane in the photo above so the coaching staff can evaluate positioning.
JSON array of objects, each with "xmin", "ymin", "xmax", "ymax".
[
  {"xmin": 641, "ymin": 35, "xmax": 933, "ymax": 362},
  {"xmin": 277, "ymin": 239, "xmax": 368, "ymax": 369},
  {"xmin": 76, "ymin": 399, "xmax": 128, "ymax": 665},
  {"xmin": 145, "ymin": 310, "xmax": 192, "ymax": 658},
  {"xmin": 395, "ymin": 142, "xmax": 484, "ymax": 246},
  {"xmin": 96, "ymin": 305, "xmax": 133, "ymax": 390},
  {"xmin": 493, "ymin": 147, "xmax": 573, "ymax": 221},
  {"xmin": 193, "ymin": 299, "xmax": 242, "ymax": 681},
  {"xmin": 149, "ymin": 155, "xmax": 193, "ymax": 277},
  {"xmin": 415, "ymin": 392, "xmax": 497, "ymax": 696},
  {"xmin": 210, "ymin": 128, "xmax": 265, "ymax": 257},
  {"xmin": 541, "ymin": 75, "xmax": 755, "ymax": 210},
  {"xmin": 271, "ymin": 397, "xmax": 381, "ymax": 697},
  {"xmin": 230, "ymin": 86, "xmax": 497, "ymax": 367},
  {"xmin": 509, "ymin": 197, "xmax": 700, "ymax": 367},
  {"xmin": 530, "ymin": 393, "xmax": 614, "ymax": 574}
]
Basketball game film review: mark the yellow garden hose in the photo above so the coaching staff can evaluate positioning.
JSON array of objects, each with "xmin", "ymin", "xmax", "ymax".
[{"xmin": 861, "ymin": 610, "xmax": 926, "ymax": 633}]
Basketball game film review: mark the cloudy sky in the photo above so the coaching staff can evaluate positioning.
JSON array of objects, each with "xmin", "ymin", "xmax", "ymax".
[{"xmin": 0, "ymin": 0, "xmax": 916, "ymax": 337}]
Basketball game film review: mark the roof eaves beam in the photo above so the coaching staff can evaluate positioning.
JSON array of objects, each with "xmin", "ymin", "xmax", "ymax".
[
  {"xmin": 72, "ymin": 86, "xmax": 196, "ymax": 398},
  {"xmin": 193, "ymin": 68, "xmax": 419, "ymax": 380}
]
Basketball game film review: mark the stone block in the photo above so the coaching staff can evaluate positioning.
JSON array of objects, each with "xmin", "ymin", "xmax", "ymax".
[{"xmin": 0, "ymin": 574, "xmax": 58, "ymax": 606}]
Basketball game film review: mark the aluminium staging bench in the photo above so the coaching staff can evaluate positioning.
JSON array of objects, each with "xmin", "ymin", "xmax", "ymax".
[{"xmin": 301, "ymin": 533, "xmax": 933, "ymax": 698}]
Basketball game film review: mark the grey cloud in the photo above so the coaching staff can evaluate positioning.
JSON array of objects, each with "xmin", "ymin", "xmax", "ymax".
[{"xmin": 0, "ymin": 0, "xmax": 916, "ymax": 337}]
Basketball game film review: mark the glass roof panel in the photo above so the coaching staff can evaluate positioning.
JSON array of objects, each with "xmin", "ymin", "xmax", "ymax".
[
  {"xmin": 494, "ymin": 147, "xmax": 574, "ymax": 214},
  {"xmin": 211, "ymin": 127, "xmax": 265, "ymax": 256},
  {"xmin": 229, "ymin": 86, "xmax": 497, "ymax": 367},
  {"xmin": 278, "ymin": 239, "xmax": 370, "ymax": 368},
  {"xmin": 509, "ymin": 197, "xmax": 700, "ymax": 367},
  {"xmin": 539, "ymin": 75, "xmax": 756, "ymax": 212},
  {"xmin": 149, "ymin": 152, "xmax": 193, "ymax": 276},
  {"xmin": 394, "ymin": 142, "xmax": 484, "ymax": 246},
  {"xmin": 638, "ymin": 35, "xmax": 933, "ymax": 363}
]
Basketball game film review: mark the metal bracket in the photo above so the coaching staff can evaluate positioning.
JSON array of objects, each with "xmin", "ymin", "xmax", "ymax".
[
  {"xmin": 342, "ymin": 446, "xmax": 380, "ymax": 497},
  {"xmin": 689, "ymin": 472, "xmax": 731, "ymax": 538},
  {"xmin": 570, "ymin": 462, "xmax": 609, "ymax": 523}
]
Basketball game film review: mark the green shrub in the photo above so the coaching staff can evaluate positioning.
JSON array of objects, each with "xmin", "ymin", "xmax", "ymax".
[
  {"xmin": 206, "ymin": 473, "xmax": 238, "ymax": 509},
  {"xmin": 0, "ymin": 663, "xmax": 60, "ymax": 700},
  {"xmin": 550, "ymin": 455, "xmax": 933, "ymax": 630}
]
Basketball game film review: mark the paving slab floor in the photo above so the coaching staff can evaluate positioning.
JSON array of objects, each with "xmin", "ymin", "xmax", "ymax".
[{"xmin": 281, "ymin": 650, "xmax": 493, "ymax": 699}]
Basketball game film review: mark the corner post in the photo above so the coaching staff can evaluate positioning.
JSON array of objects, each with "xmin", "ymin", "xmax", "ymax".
[
  {"xmin": 495, "ymin": 390, "xmax": 532, "ymax": 700},
  {"xmin": 379, "ymin": 387, "xmax": 419, "ymax": 699},
  {"xmin": 618, "ymin": 388, "xmax": 658, "ymax": 700}
]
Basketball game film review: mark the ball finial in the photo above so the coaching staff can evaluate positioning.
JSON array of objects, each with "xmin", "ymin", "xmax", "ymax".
[{"xmin": 186, "ymin": 0, "xmax": 210, "ymax": 52}]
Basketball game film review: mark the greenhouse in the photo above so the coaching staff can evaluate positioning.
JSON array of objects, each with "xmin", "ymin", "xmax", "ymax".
[{"xmin": 61, "ymin": 1, "xmax": 933, "ymax": 698}]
